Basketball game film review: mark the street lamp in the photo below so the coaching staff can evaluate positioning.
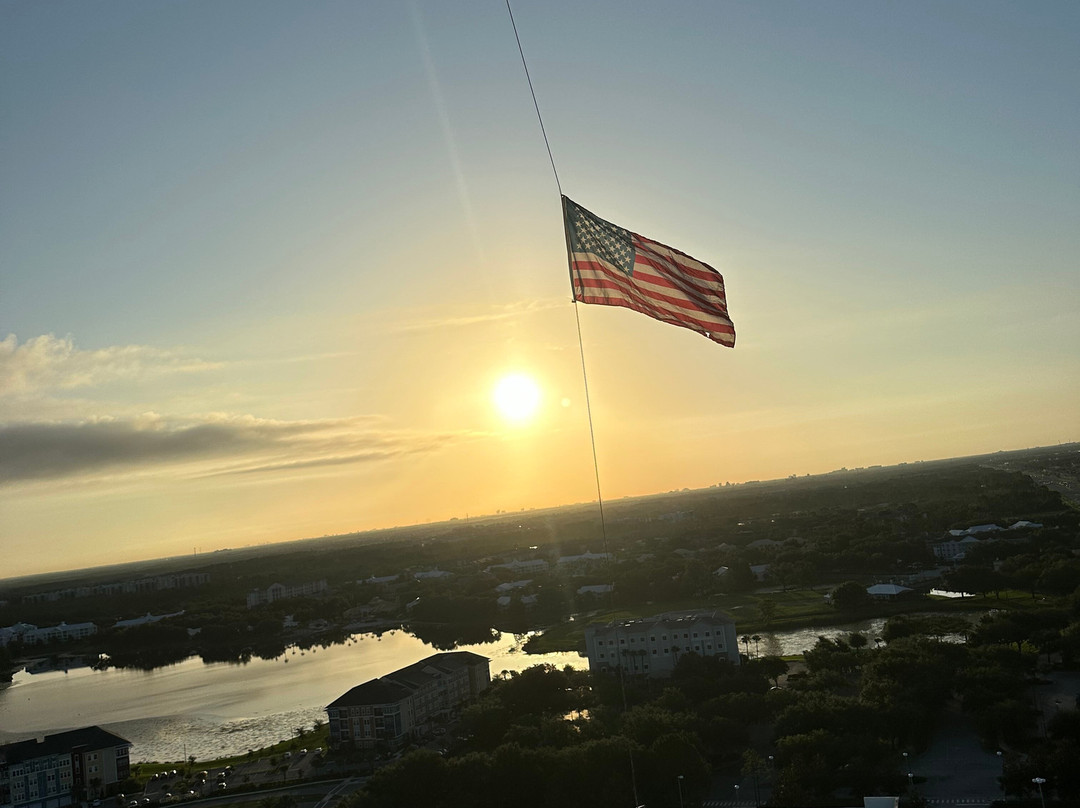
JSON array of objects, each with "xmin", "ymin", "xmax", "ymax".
[
  {"xmin": 676, "ymin": 774, "xmax": 684, "ymax": 808},
  {"xmin": 734, "ymin": 783, "xmax": 740, "ymax": 805},
  {"xmin": 1032, "ymin": 777, "xmax": 1046, "ymax": 808}
]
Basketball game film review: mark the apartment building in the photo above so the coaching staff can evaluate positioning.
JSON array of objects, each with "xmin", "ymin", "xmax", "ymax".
[
  {"xmin": 246, "ymin": 579, "xmax": 328, "ymax": 608},
  {"xmin": 584, "ymin": 610, "xmax": 740, "ymax": 677},
  {"xmin": 0, "ymin": 727, "xmax": 131, "ymax": 808},
  {"xmin": 326, "ymin": 651, "xmax": 490, "ymax": 749}
]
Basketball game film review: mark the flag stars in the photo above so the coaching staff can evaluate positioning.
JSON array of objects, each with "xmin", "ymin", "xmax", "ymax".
[{"xmin": 570, "ymin": 206, "xmax": 635, "ymax": 276}]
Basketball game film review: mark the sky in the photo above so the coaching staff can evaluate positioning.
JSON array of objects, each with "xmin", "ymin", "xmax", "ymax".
[{"xmin": 2, "ymin": 1, "xmax": 1078, "ymax": 579}]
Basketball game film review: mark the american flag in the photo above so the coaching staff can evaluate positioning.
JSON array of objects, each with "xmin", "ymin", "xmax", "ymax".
[{"xmin": 562, "ymin": 196, "xmax": 735, "ymax": 347}]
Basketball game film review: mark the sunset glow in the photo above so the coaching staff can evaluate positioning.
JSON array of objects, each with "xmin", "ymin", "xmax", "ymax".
[
  {"xmin": 1, "ymin": 2, "xmax": 1077, "ymax": 578},
  {"xmin": 493, "ymin": 374, "xmax": 541, "ymax": 423}
]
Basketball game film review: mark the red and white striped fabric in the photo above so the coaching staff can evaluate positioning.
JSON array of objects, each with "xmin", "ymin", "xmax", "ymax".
[{"xmin": 563, "ymin": 196, "xmax": 735, "ymax": 347}]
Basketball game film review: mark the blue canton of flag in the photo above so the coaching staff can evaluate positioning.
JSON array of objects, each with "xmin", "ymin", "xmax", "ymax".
[{"xmin": 567, "ymin": 203, "xmax": 636, "ymax": 276}]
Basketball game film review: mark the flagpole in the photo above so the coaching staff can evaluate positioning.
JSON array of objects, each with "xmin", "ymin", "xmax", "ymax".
[
  {"xmin": 507, "ymin": 6, "xmax": 639, "ymax": 807},
  {"xmin": 505, "ymin": 0, "xmax": 562, "ymax": 198},
  {"xmin": 507, "ymin": 3, "xmax": 611, "ymax": 559}
]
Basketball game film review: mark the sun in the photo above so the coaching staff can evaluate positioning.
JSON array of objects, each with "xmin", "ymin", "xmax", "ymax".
[{"xmin": 493, "ymin": 373, "xmax": 541, "ymax": 423}]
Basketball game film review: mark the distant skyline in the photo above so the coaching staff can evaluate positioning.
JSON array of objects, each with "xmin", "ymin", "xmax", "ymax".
[{"xmin": 2, "ymin": 1, "xmax": 1078, "ymax": 578}]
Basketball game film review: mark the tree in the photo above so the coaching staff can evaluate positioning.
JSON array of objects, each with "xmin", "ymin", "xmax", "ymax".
[
  {"xmin": 831, "ymin": 581, "xmax": 871, "ymax": 613},
  {"xmin": 944, "ymin": 566, "xmax": 1004, "ymax": 598},
  {"xmin": 757, "ymin": 599, "xmax": 777, "ymax": 628},
  {"xmin": 755, "ymin": 656, "xmax": 790, "ymax": 687}
]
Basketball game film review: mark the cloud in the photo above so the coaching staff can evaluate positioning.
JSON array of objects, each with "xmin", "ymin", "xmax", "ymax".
[
  {"xmin": 389, "ymin": 299, "xmax": 568, "ymax": 333},
  {"xmin": 0, "ymin": 334, "xmax": 222, "ymax": 396},
  {"xmin": 0, "ymin": 413, "xmax": 472, "ymax": 485}
]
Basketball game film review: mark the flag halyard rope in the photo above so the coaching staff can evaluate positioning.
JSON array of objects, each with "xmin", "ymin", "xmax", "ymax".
[{"xmin": 506, "ymin": 5, "xmax": 639, "ymax": 806}]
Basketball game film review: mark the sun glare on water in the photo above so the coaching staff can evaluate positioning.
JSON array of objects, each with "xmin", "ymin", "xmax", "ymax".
[{"xmin": 493, "ymin": 373, "xmax": 541, "ymax": 423}]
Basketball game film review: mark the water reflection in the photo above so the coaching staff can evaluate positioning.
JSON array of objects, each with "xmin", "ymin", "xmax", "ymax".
[
  {"xmin": 0, "ymin": 629, "xmax": 583, "ymax": 762},
  {"xmin": 751, "ymin": 619, "xmax": 888, "ymax": 658},
  {"xmin": 0, "ymin": 616, "xmax": 961, "ymax": 762}
]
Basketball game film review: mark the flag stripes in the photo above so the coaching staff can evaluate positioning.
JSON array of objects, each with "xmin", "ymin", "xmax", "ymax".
[{"xmin": 563, "ymin": 196, "xmax": 735, "ymax": 347}]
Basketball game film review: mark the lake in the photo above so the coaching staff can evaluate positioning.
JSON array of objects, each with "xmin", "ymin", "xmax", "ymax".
[
  {"xmin": 0, "ymin": 629, "xmax": 583, "ymax": 762},
  {"xmin": 0, "ymin": 618, "xmax": 892, "ymax": 762}
]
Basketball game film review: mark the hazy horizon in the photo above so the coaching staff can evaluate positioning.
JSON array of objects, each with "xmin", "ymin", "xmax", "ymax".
[{"xmin": 3, "ymin": 440, "xmax": 1073, "ymax": 582}]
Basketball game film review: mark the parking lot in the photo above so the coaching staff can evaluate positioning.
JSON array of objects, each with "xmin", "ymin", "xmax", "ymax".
[{"xmin": 135, "ymin": 749, "xmax": 331, "ymax": 806}]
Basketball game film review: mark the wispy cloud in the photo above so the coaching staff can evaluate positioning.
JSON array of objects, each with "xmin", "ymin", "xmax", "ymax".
[
  {"xmin": 0, "ymin": 413, "xmax": 474, "ymax": 485},
  {"xmin": 389, "ymin": 298, "xmax": 568, "ymax": 333},
  {"xmin": 0, "ymin": 334, "xmax": 222, "ymax": 396}
]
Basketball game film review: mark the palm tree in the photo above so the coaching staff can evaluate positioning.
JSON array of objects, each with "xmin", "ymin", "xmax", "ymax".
[
  {"xmin": 752, "ymin": 635, "xmax": 762, "ymax": 658},
  {"xmin": 740, "ymin": 635, "xmax": 750, "ymax": 658}
]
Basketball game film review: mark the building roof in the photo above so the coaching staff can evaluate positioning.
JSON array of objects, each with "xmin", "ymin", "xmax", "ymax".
[
  {"xmin": 0, "ymin": 726, "xmax": 130, "ymax": 765},
  {"xmin": 866, "ymin": 584, "xmax": 913, "ymax": 596},
  {"xmin": 589, "ymin": 609, "xmax": 734, "ymax": 635},
  {"xmin": 577, "ymin": 584, "xmax": 613, "ymax": 595},
  {"xmin": 326, "ymin": 678, "xmax": 414, "ymax": 709},
  {"xmin": 494, "ymin": 580, "xmax": 531, "ymax": 592},
  {"xmin": 326, "ymin": 652, "xmax": 489, "ymax": 708},
  {"xmin": 425, "ymin": 650, "xmax": 489, "ymax": 668}
]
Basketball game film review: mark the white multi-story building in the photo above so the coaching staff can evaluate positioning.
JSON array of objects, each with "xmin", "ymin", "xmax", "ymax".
[
  {"xmin": 19, "ymin": 623, "xmax": 97, "ymax": 647},
  {"xmin": 246, "ymin": 579, "xmax": 328, "ymax": 608},
  {"xmin": 585, "ymin": 610, "xmax": 739, "ymax": 677}
]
